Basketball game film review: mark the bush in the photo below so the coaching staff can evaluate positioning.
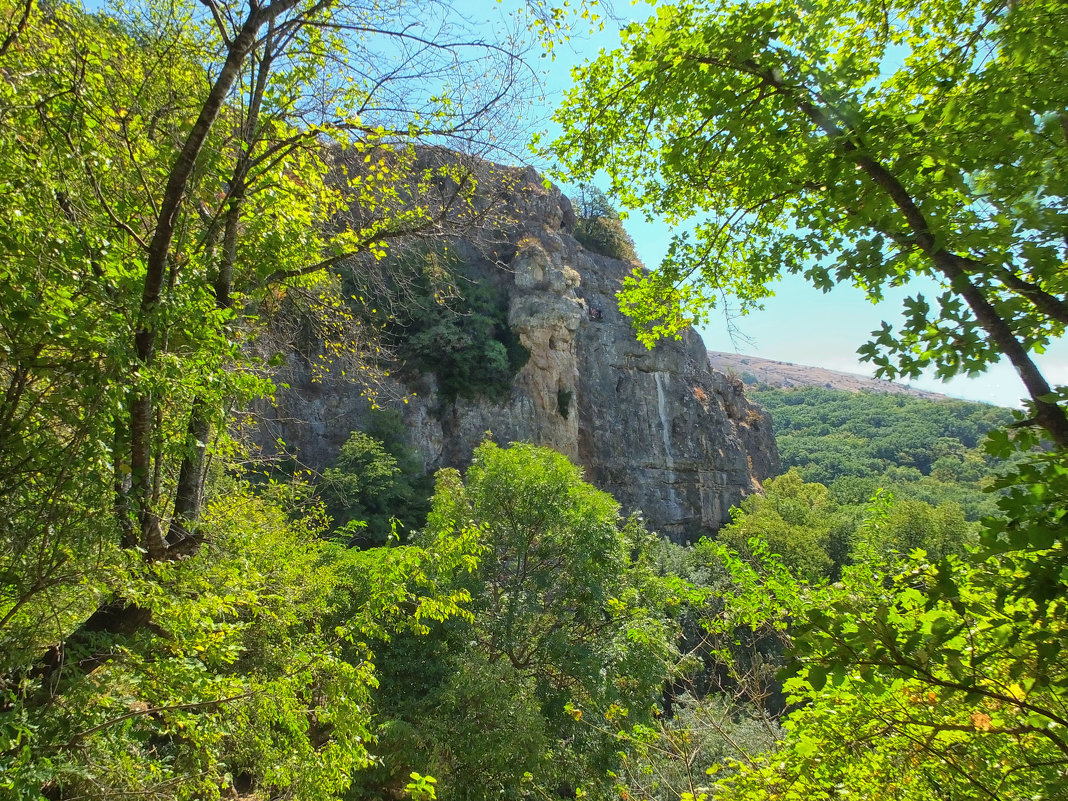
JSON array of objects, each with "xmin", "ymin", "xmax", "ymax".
[
  {"xmin": 571, "ymin": 184, "xmax": 641, "ymax": 263},
  {"xmin": 319, "ymin": 411, "xmax": 433, "ymax": 546},
  {"xmin": 381, "ymin": 250, "xmax": 528, "ymax": 400}
]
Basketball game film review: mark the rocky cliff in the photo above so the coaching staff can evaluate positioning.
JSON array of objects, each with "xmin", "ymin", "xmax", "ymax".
[{"xmin": 258, "ymin": 163, "xmax": 779, "ymax": 542}]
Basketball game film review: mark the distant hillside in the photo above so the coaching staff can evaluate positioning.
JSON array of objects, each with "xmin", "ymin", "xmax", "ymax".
[
  {"xmin": 708, "ymin": 351, "xmax": 950, "ymax": 400},
  {"xmin": 744, "ymin": 384, "xmax": 1018, "ymax": 520}
]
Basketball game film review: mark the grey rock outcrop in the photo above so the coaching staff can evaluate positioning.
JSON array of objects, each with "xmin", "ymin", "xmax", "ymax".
[{"xmin": 258, "ymin": 164, "xmax": 779, "ymax": 542}]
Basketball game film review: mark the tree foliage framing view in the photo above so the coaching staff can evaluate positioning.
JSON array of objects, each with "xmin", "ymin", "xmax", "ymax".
[
  {"xmin": 0, "ymin": 0, "xmax": 586, "ymax": 796},
  {"xmin": 2, "ymin": 0, "xmax": 1068, "ymax": 799},
  {"xmin": 549, "ymin": 1, "xmax": 1068, "ymax": 798},
  {"xmin": 552, "ymin": 0, "xmax": 1068, "ymax": 445}
]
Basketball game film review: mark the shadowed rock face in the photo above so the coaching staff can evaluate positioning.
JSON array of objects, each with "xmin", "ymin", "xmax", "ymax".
[{"xmin": 259, "ymin": 164, "xmax": 779, "ymax": 542}]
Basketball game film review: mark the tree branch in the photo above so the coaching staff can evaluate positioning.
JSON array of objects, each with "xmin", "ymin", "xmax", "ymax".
[
  {"xmin": 992, "ymin": 265, "xmax": 1068, "ymax": 324},
  {"xmin": 0, "ymin": 0, "xmax": 34, "ymax": 59},
  {"xmin": 720, "ymin": 57, "xmax": 1068, "ymax": 445}
]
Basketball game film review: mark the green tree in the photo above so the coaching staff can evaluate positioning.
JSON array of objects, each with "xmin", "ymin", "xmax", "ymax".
[
  {"xmin": 0, "ymin": 474, "xmax": 481, "ymax": 800},
  {"xmin": 719, "ymin": 470, "xmax": 847, "ymax": 581},
  {"xmin": 571, "ymin": 183, "xmax": 641, "ymax": 263},
  {"xmin": 703, "ymin": 541, "xmax": 1068, "ymax": 801},
  {"xmin": 438, "ymin": 444, "xmax": 679, "ymax": 702},
  {"xmin": 872, "ymin": 497, "xmax": 974, "ymax": 562},
  {"xmin": 320, "ymin": 431, "xmax": 405, "ymax": 542},
  {"xmin": 721, "ymin": 468, "xmax": 976, "ymax": 581},
  {"xmin": 318, "ymin": 417, "xmax": 432, "ymax": 545},
  {"xmin": 551, "ymin": 0, "xmax": 1068, "ymax": 444},
  {"xmin": 0, "ymin": 0, "xmax": 542, "ymax": 633},
  {"xmin": 355, "ymin": 442, "xmax": 681, "ymax": 801},
  {"xmin": 0, "ymin": 0, "xmax": 555, "ymax": 634}
]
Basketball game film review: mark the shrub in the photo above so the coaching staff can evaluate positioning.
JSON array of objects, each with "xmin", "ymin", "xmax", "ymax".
[
  {"xmin": 570, "ymin": 184, "xmax": 641, "ymax": 263},
  {"xmin": 319, "ymin": 411, "xmax": 433, "ymax": 546},
  {"xmin": 376, "ymin": 248, "xmax": 528, "ymax": 401}
]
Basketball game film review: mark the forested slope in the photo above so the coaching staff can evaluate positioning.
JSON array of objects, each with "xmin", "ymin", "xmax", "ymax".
[{"xmin": 750, "ymin": 386, "xmax": 1016, "ymax": 518}]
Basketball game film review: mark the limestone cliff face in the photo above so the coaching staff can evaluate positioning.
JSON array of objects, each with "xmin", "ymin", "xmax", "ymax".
[
  {"xmin": 569, "ymin": 245, "xmax": 779, "ymax": 541},
  {"xmin": 261, "ymin": 166, "xmax": 779, "ymax": 542}
]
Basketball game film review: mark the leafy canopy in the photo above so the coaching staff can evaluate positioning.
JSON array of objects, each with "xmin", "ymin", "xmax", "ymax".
[
  {"xmin": 701, "ymin": 539, "xmax": 1068, "ymax": 801},
  {"xmin": 551, "ymin": 0, "xmax": 1068, "ymax": 436},
  {"xmin": 352, "ymin": 442, "xmax": 681, "ymax": 801}
]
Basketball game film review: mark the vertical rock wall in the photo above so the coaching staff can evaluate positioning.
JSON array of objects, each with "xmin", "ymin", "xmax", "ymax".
[
  {"xmin": 564, "ymin": 237, "xmax": 778, "ymax": 541},
  {"xmin": 258, "ymin": 165, "xmax": 779, "ymax": 542}
]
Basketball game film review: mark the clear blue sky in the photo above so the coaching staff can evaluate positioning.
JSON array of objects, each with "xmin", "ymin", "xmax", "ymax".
[{"xmin": 493, "ymin": 0, "xmax": 1068, "ymax": 409}]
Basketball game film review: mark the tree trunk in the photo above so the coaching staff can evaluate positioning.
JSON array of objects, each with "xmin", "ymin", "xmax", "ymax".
[
  {"xmin": 938, "ymin": 254, "xmax": 1068, "ymax": 447},
  {"xmin": 166, "ymin": 31, "xmax": 268, "ymax": 544},
  {"xmin": 167, "ymin": 401, "xmax": 211, "ymax": 547},
  {"xmin": 127, "ymin": 1, "xmax": 292, "ymax": 555},
  {"xmin": 750, "ymin": 62, "xmax": 1068, "ymax": 446}
]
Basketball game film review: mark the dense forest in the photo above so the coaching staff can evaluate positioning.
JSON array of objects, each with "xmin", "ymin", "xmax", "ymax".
[
  {"xmin": 750, "ymin": 386, "xmax": 1017, "ymax": 519},
  {"xmin": 1, "ymin": 0, "xmax": 1066, "ymax": 800}
]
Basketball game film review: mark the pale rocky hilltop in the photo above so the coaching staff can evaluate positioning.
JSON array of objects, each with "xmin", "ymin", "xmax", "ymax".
[
  {"xmin": 707, "ymin": 351, "xmax": 951, "ymax": 399},
  {"xmin": 257, "ymin": 162, "xmax": 779, "ymax": 543}
]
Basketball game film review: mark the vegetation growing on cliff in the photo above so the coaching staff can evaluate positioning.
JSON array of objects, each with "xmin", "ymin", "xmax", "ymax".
[
  {"xmin": 344, "ymin": 242, "xmax": 531, "ymax": 401},
  {"xmin": 1, "ymin": 0, "xmax": 1066, "ymax": 798},
  {"xmin": 397, "ymin": 270, "xmax": 530, "ymax": 401},
  {"xmin": 570, "ymin": 184, "xmax": 642, "ymax": 264}
]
